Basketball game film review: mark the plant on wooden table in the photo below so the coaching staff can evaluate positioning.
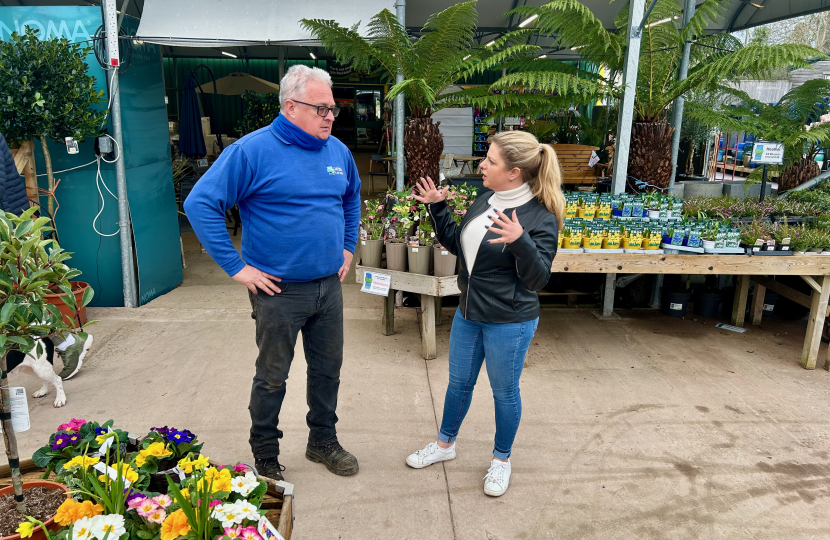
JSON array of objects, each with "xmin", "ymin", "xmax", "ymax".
[
  {"xmin": 0, "ymin": 208, "xmax": 94, "ymax": 513},
  {"xmin": 361, "ymin": 198, "xmax": 386, "ymax": 241},
  {"xmin": 0, "ymin": 28, "xmax": 108, "ymax": 233}
]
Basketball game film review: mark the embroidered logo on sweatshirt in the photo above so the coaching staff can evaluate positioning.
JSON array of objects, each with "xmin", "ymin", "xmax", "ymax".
[{"xmin": 326, "ymin": 166, "xmax": 344, "ymax": 175}]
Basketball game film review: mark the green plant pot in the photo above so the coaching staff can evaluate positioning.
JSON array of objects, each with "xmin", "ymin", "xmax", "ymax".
[
  {"xmin": 433, "ymin": 246, "xmax": 458, "ymax": 277},
  {"xmin": 407, "ymin": 245, "xmax": 432, "ymax": 275},
  {"xmin": 359, "ymin": 239, "xmax": 383, "ymax": 268},
  {"xmin": 385, "ymin": 242, "xmax": 407, "ymax": 272}
]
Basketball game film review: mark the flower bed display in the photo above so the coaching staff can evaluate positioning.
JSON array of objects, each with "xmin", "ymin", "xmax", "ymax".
[{"xmin": 2, "ymin": 419, "xmax": 291, "ymax": 540}]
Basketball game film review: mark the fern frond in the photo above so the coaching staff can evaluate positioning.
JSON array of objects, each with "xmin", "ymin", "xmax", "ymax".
[
  {"xmin": 300, "ymin": 18, "xmax": 391, "ymax": 77},
  {"xmin": 682, "ymin": 0, "xmax": 730, "ymax": 41},
  {"xmin": 491, "ymin": 71, "xmax": 606, "ymax": 100},
  {"xmin": 414, "ymin": 1, "xmax": 478, "ymax": 90}
]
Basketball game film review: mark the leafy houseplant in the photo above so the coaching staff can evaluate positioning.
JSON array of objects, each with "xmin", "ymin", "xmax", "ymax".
[
  {"xmin": 302, "ymin": 1, "xmax": 538, "ymax": 184},
  {"xmin": 0, "ymin": 29, "xmax": 108, "ymax": 231},
  {"xmin": 506, "ymin": 0, "xmax": 821, "ymax": 188},
  {"xmin": 1, "ymin": 208, "xmax": 94, "ymax": 514}
]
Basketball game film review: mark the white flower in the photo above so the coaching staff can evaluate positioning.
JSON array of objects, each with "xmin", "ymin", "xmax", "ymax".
[
  {"xmin": 90, "ymin": 514, "xmax": 126, "ymax": 540},
  {"xmin": 230, "ymin": 471, "xmax": 260, "ymax": 497},
  {"xmin": 212, "ymin": 500, "xmax": 258, "ymax": 528},
  {"xmin": 72, "ymin": 517, "xmax": 94, "ymax": 540},
  {"xmin": 232, "ymin": 499, "xmax": 259, "ymax": 521}
]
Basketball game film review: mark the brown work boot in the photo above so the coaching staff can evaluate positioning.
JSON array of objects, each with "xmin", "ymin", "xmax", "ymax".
[
  {"xmin": 254, "ymin": 457, "xmax": 285, "ymax": 482},
  {"xmin": 305, "ymin": 441, "xmax": 359, "ymax": 476}
]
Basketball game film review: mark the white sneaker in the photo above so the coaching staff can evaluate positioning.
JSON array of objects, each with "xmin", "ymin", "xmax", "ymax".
[
  {"xmin": 406, "ymin": 441, "xmax": 456, "ymax": 469},
  {"xmin": 483, "ymin": 458, "xmax": 511, "ymax": 497}
]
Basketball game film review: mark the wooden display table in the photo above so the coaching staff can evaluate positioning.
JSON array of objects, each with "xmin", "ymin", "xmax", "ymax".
[{"xmin": 358, "ymin": 253, "xmax": 830, "ymax": 369}]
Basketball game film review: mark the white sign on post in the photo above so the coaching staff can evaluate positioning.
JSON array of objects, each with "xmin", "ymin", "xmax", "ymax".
[
  {"xmin": 0, "ymin": 388, "xmax": 29, "ymax": 433},
  {"xmin": 360, "ymin": 271, "xmax": 392, "ymax": 297},
  {"xmin": 751, "ymin": 141, "xmax": 784, "ymax": 165}
]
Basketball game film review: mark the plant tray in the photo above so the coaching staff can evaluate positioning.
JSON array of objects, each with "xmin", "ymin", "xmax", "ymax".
[
  {"xmin": 583, "ymin": 248, "xmax": 625, "ymax": 253},
  {"xmin": 661, "ymin": 244, "xmax": 704, "ymax": 254},
  {"xmin": 703, "ymin": 247, "xmax": 746, "ymax": 254},
  {"xmin": 748, "ymin": 250, "xmax": 793, "ymax": 256},
  {"xmin": 559, "ymin": 248, "xmax": 584, "ymax": 253},
  {"xmin": 0, "ymin": 459, "xmax": 294, "ymax": 539}
]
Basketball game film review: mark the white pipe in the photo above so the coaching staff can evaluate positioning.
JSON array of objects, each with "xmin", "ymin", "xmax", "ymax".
[{"xmin": 395, "ymin": 0, "xmax": 406, "ymax": 191}]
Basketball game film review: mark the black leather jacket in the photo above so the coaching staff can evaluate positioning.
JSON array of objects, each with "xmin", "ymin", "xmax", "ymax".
[{"xmin": 427, "ymin": 191, "xmax": 559, "ymax": 323}]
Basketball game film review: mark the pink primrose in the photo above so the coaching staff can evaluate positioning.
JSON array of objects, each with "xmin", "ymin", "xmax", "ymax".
[
  {"xmin": 127, "ymin": 495, "xmax": 148, "ymax": 510},
  {"xmin": 233, "ymin": 464, "xmax": 249, "ymax": 473}
]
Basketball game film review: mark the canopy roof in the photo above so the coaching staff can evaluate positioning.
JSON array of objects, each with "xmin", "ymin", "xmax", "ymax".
[{"xmin": 4, "ymin": 0, "xmax": 829, "ymax": 58}]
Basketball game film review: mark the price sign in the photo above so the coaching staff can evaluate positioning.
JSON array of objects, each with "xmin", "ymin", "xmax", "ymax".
[
  {"xmin": 0, "ymin": 388, "xmax": 29, "ymax": 433},
  {"xmin": 360, "ymin": 271, "xmax": 391, "ymax": 297},
  {"xmin": 751, "ymin": 141, "xmax": 784, "ymax": 165}
]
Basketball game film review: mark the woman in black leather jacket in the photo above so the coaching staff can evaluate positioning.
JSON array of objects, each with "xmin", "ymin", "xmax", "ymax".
[{"xmin": 405, "ymin": 131, "xmax": 563, "ymax": 497}]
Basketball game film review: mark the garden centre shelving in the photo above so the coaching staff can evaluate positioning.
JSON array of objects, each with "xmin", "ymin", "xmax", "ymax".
[{"xmin": 473, "ymin": 108, "xmax": 496, "ymax": 157}]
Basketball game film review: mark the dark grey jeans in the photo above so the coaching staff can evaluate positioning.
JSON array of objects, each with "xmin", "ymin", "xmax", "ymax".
[{"xmin": 248, "ymin": 273, "xmax": 344, "ymax": 460}]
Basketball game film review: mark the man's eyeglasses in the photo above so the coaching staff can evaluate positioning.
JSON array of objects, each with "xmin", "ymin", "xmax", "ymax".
[{"xmin": 289, "ymin": 99, "xmax": 340, "ymax": 118}]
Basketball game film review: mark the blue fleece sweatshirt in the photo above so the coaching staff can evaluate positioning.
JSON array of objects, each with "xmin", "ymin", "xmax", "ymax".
[{"xmin": 183, "ymin": 115, "xmax": 361, "ymax": 282}]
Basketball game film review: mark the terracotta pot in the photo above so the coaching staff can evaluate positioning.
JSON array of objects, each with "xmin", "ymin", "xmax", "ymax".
[
  {"xmin": 407, "ymin": 245, "xmax": 432, "ymax": 275},
  {"xmin": 0, "ymin": 481, "xmax": 70, "ymax": 540},
  {"xmin": 44, "ymin": 281, "xmax": 89, "ymax": 328},
  {"xmin": 385, "ymin": 242, "xmax": 407, "ymax": 272},
  {"xmin": 433, "ymin": 246, "xmax": 458, "ymax": 277},
  {"xmin": 359, "ymin": 239, "xmax": 383, "ymax": 268}
]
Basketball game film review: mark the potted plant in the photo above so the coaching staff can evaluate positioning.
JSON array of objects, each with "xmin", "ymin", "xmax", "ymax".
[
  {"xmin": 0, "ymin": 29, "xmax": 107, "ymax": 238},
  {"xmin": 0, "ymin": 209, "xmax": 93, "ymax": 537},
  {"xmin": 385, "ymin": 191, "xmax": 415, "ymax": 271},
  {"xmin": 408, "ymin": 207, "xmax": 434, "ymax": 275},
  {"xmin": 359, "ymin": 198, "xmax": 386, "ymax": 268}
]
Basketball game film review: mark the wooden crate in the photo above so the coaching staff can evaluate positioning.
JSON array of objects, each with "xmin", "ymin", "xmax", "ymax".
[{"xmin": 1, "ymin": 459, "xmax": 293, "ymax": 539}]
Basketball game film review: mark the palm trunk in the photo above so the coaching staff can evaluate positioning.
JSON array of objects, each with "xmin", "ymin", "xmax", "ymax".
[
  {"xmin": 628, "ymin": 122, "xmax": 675, "ymax": 189},
  {"xmin": 404, "ymin": 117, "xmax": 444, "ymax": 185},
  {"xmin": 0, "ymin": 351, "xmax": 26, "ymax": 514},
  {"xmin": 780, "ymin": 157, "xmax": 821, "ymax": 191}
]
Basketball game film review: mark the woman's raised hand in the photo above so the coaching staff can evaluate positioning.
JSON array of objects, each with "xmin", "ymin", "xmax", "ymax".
[{"xmin": 412, "ymin": 176, "xmax": 448, "ymax": 204}]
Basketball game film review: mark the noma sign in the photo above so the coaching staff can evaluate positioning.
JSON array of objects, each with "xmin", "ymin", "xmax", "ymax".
[{"xmin": 0, "ymin": 19, "xmax": 91, "ymax": 42}]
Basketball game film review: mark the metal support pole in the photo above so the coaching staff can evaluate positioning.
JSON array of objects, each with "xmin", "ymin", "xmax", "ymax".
[
  {"xmin": 102, "ymin": 0, "xmax": 138, "ymax": 307},
  {"xmin": 394, "ymin": 0, "xmax": 406, "ymax": 190},
  {"xmin": 668, "ymin": 0, "xmax": 696, "ymax": 193},
  {"xmin": 278, "ymin": 46, "xmax": 285, "ymax": 80},
  {"xmin": 611, "ymin": 0, "xmax": 646, "ymax": 195}
]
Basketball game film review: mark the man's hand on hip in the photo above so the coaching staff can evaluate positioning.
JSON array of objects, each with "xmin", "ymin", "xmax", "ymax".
[
  {"xmin": 339, "ymin": 249, "xmax": 353, "ymax": 282},
  {"xmin": 233, "ymin": 264, "xmax": 282, "ymax": 295}
]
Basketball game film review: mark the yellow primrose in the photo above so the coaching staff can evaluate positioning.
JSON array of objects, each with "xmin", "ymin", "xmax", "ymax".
[
  {"xmin": 65, "ymin": 455, "xmax": 99, "ymax": 470},
  {"xmin": 198, "ymin": 467, "xmax": 232, "ymax": 493},
  {"xmin": 192, "ymin": 454, "xmax": 210, "ymax": 471},
  {"xmin": 134, "ymin": 453, "xmax": 147, "ymax": 468},
  {"xmin": 145, "ymin": 442, "xmax": 172, "ymax": 458},
  {"xmin": 16, "ymin": 522, "xmax": 34, "ymax": 538}
]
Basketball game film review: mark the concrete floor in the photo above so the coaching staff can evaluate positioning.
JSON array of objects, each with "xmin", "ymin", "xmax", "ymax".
[{"xmin": 6, "ymin": 232, "xmax": 830, "ymax": 539}]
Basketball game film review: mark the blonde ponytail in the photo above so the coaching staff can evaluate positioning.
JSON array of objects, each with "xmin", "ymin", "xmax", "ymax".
[{"xmin": 490, "ymin": 132, "xmax": 565, "ymax": 229}]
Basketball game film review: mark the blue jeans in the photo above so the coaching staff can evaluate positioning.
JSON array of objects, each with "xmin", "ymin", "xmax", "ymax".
[{"xmin": 438, "ymin": 308, "xmax": 539, "ymax": 459}]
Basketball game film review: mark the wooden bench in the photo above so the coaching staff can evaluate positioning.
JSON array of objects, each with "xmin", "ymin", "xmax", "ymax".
[{"xmin": 552, "ymin": 144, "xmax": 600, "ymax": 186}]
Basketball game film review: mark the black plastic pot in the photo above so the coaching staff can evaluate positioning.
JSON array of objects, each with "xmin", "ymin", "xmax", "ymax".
[
  {"xmin": 663, "ymin": 290, "xmax": 693, "ymax": 317},
  {"xmin": 694, "ymin": 291, "xmax": 722, "ymax": 318}
]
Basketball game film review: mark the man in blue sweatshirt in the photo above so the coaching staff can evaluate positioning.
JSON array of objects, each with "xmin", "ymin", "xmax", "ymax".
[{"xmin": 184, "ymin": 65, "xmax": 361, "ymax": 481}]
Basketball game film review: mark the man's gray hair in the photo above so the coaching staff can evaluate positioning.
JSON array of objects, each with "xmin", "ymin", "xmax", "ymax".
[{"xmin": 279, "ymin": 65, "xmax": 333, "ymax": 108}]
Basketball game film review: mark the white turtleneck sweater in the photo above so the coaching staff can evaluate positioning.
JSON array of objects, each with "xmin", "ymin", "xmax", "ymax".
[{"xmin": 460, "ymin": 182, "xmax": 535, "ymax": 271}]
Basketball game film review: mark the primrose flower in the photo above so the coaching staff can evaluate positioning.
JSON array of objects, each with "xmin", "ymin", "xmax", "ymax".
[
  {"xmin": 224, "ymin": 527, "xmax": 243, "ymax": 540},
  {"xmin": 136, "ymin": 500, "xmax": 159, "ymax": 517},
  {"xmin": 72, "ymin": 517, "xmax": 94, "ymax": 540},
  {"xmin": 64, "ymin": 455, "xmax": 99, "ymax": 470},
  {"xmin": 16, "ymin": 522, "xmax": 35, "ymax": 538},
  {"xmin": 127, "ymin": 493, "xmax": 147, "ymax": 509},
  {"xmin": 160, "ymin": 510, "xmax": 190, "ymax": 540},
  {"xmin": 150, "ymin": 426, "xmax": 170, "ymax": 437},
  {"xmin": 147, "ymin": 509, "xmax": 167, "ymax": 525},
  {"xmin": 52, "ymin": 431, "xmax": 72, "ymax": 451},
  {"xmin": 240, "ymin": 527, "xmax": 262, "ymax": 540},
  {"xmin": 57, "ymin": 419, "xmax": 87, "ymax": 432},
  {"xmin": 91, "ymin": 514, "xmax": 126, "ymax": 540},
  {"xmin": 232, "ymin": 463, "xmax": 249, "ymax": 473},
  {"xmin": 152, "ymin": 494, "xmax": 172, "ymax": 508},
  {"xmin": 230, "ymin": 471, "xmax": 261, "ymax": 497},
  {"xmin": 168, "ymin": 429, "xmax": 195, "ymax": 445}
]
